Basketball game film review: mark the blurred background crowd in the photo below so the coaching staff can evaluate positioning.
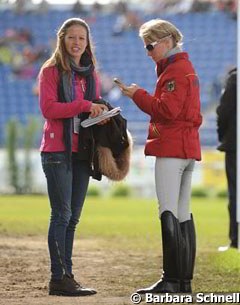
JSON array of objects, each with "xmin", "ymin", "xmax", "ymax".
[{"xmin": 0, "ymin": 0, "xmax": 237, "ymax": 194}]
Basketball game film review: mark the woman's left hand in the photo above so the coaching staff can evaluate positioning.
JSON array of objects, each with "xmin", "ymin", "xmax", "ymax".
[
  {"xmin": 97, "ymin": 118, "xmax": 110, "ymax": 125},
  {"xmin": 120, "ymin": 83, "xmax": 141, "ymax": 98}
]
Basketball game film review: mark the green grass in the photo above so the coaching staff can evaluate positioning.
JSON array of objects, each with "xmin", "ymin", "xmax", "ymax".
[
  {"xmin": 0, "ymin": 195, "xmax": 239, "ymax": 292},
  {"xmin": 0, "ymin": 195, "xmax": 229, "ymax": 247}
]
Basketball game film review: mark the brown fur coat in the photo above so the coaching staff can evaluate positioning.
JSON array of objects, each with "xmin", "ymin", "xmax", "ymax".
[
  {"xmin": 97, "ymin": 130, "xmax": 132, "ymax": 181},
  {"xmin": 77, "ymin": 99, "xmax": 133, "ymax": 181}
]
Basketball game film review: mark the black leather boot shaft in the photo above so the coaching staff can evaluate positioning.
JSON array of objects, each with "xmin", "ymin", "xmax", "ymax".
[
  {"xmin": 136, "ymin": 211, "xmax": 182, "ymax": 294},
  {"xmin": 180, "ymin": 214, "xmax": 196, "ymax": 293},
  {"xmin": 161, "ymin": 211, "xmax": 182, "ymax": 281}
]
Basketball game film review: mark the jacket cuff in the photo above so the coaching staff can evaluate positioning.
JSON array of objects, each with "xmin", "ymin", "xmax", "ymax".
[
  {"xmin": 77, "ymin": 100, "xmax": 92, "ymax": 113},
  {"xmin": 132, "ymin": 89, "xmax": 148, "ymax": 106}
]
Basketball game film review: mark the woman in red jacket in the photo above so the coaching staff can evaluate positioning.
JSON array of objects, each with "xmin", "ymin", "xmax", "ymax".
[
  {"xmin": 39, "ymin": 18, "xmax": 108, "ymax": 297},
  {"xmin": 119, "ymin": 19, "xmax": 202, "ymax": 293}
]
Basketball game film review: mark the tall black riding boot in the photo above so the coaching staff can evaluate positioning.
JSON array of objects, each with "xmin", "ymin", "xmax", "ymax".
[
  {"xmin": 136, "ymin": 211, "xmax": 182, "ymax": 294},
  {"xmin": 180, "ymin": 214, "xmax": 196, "ymax": 293}
]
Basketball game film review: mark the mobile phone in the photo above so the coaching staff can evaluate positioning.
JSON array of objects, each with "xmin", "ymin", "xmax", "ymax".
[{"xmin": 113, "ymin": 77, "xmax": 126, "ymax": 87}]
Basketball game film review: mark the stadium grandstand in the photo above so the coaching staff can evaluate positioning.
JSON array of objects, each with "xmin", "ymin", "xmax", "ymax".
[{"xmin": 0, "ymin": 0, "xmax": 237, "ymax": 148}]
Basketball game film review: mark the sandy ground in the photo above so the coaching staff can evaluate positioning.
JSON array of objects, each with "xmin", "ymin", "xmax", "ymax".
[{"xmin": 0, "ymin": 236, "xmax": 157, "ymax": 305}]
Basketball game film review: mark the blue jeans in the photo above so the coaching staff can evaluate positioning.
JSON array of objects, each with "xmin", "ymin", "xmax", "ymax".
[{"xmin": 41, "ymin": 152, "xmax": 90, "ymax": 280}]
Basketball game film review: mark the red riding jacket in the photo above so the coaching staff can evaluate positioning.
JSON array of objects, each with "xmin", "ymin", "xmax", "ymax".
[{"xmin": 132, "ymin": 52, "xmax": 202, "ymax": 160}]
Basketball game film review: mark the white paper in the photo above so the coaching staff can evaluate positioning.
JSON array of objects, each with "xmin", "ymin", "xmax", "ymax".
[
  {"xmin": 73, "ymin": 116, "xmax": 81, "ymax": 134},
  {"xmin": 80, "ymin": 107, "xmax": 121, "ymax": 128}
]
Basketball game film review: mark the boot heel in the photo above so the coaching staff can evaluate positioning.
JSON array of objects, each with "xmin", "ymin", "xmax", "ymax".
[{"xmin": 180, "ymin": 280, "xmax": 192, "ymax": 293}]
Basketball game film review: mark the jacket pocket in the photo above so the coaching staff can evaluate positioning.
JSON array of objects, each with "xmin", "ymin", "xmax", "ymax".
[{"xmin": 149, "ymin": 123, "xmax": 161, "ymax": 139}]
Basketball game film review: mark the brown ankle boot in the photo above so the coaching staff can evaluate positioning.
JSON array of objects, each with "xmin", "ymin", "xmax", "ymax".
[{"xmin": 49, "ymin": 274, "xmax": 97, "ymax": 296}]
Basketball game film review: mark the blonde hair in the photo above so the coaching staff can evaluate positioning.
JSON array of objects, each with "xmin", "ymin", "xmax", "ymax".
[
  {"xmin": 40, "ymin": 18, "xmax": 97, "ymax": 73},
  {"xmin": 139, "ymin": 19, "xmax": 183, "ymax": 47}
]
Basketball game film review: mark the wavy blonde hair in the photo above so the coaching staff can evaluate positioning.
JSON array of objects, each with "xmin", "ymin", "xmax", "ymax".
[
  {"xmin": 40, "ymin": 18, "xmax": 97, "ymax": 73},
  {"xmin": 139, "ymin": 19, "xmax": 183, "ymax": 48}
]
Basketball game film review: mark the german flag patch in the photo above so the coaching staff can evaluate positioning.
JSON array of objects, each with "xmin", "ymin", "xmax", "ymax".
[{"xmin": 166, "ymin": 80, "xmax": 175, "ymax": 92}]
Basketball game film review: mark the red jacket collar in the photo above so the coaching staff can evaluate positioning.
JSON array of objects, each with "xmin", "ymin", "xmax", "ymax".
[{"xmin": 156, "ymin": 52, "xmax": 189, "ymax": 76}]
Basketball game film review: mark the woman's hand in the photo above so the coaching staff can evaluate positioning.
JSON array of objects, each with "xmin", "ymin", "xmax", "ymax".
[
  {"xmin": 120, "ymin": 83, "xmax": 140, "ymax": 98},
  {"xmin": 97, "ymin": 118, "xmax": 110, "ymax": 125},
  {"xmin": 89, "ymin": 103, "xmax": 108, "ymax": 118},
  {"xmin": 89, "ymin": 103, "xmax": 110, "ymax": 125}
]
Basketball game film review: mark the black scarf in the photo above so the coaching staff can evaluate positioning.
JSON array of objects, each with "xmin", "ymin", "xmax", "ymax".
[{"xmin": 58, "ymin": 52, "xmax": 96, "ymax": 168}]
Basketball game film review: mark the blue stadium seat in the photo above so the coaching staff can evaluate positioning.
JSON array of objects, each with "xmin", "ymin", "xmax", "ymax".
[{"xmin": 0, "ymin": 9, "xmax": 236, "ymax": 147}]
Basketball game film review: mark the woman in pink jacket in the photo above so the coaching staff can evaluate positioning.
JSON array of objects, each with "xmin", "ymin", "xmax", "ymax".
[
  {"xmin": 119, "ymin": 19, "xmax": 202, "ymax": 293},
  {"xmin": 39, "ymin": 18, "xmax": 108, "ymax": 297}
]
